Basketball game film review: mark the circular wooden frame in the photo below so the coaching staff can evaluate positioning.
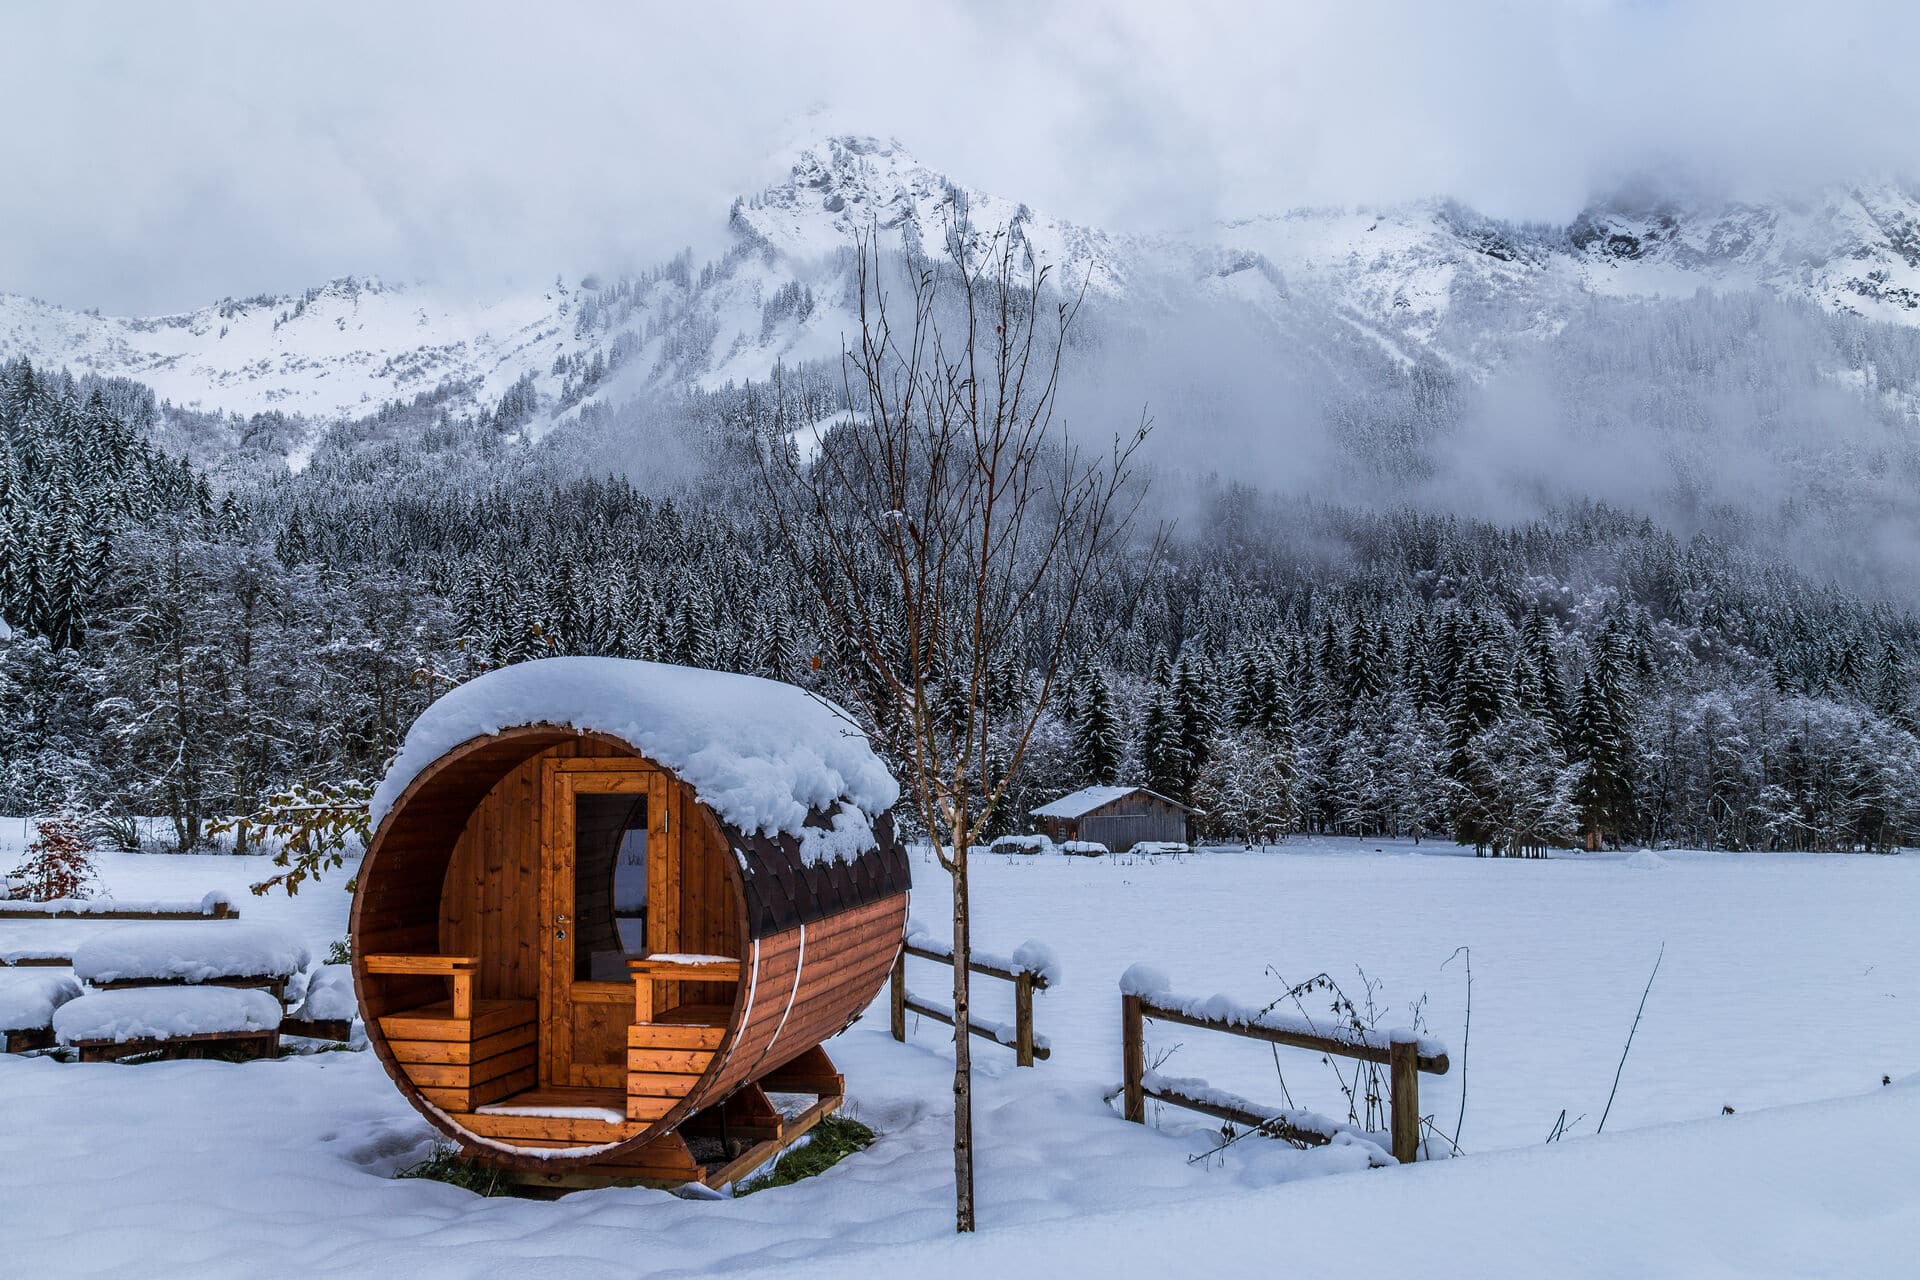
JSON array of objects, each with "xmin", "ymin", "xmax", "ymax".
[{"xmin": 351, "ymin": 724, "xmax": 909, "ymax": 1169}]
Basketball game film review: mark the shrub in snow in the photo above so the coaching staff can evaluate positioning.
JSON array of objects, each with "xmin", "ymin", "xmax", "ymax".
[
  {"xmin": 296, "ymin": 964, "xmax": 356, "ymax": 1022},
  {"xmin": 8, "ymin": 812, "xmax": 98, "ymax": 902},
  {"xmin": 1060, "ymin": 840, "xmax": 1108, "ymax": 857}
]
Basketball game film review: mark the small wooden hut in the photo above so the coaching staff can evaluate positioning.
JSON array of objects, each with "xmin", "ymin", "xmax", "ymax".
[
  {"xmin": 1030, "ymin": 785, "xmax": 1194, "ymax": 851},
  {"xmin": 351, "ymin": 658, "xmax": 909, "ymax": 1186}
]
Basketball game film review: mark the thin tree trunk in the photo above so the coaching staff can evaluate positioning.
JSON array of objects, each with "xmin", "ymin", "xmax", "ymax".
[{"xmin": 950, "ymin": 817, "xmax": 975, "ymax": 1233}]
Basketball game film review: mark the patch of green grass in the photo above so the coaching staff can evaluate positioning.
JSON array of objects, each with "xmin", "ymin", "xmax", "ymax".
[
  {"xmin": 736, "ymin": 1116, "xmax": 876, "ymax": 1195},
  {"xmin": 398, "ymin": 1144, "xmax": 514, "ymax": 1197}
]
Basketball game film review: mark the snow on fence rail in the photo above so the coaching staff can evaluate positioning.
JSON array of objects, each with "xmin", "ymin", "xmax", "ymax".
[
  {"xmin": 892, "ymin": 923, "xmax": 1057, "ymax": 1067},
  {"xmin": 1118, "ymin": 964, "xmax": 1449, "ymax": 1165},
  {"xmin": 0, "ymin": 891, "xmax": 238, "ymax": 921}
]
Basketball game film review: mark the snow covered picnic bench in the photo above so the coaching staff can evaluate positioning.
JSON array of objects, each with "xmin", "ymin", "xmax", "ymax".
[
  {"xmin": 0, "ymin": 946, "xmax": 74, "ymax": 968},
  {"xmin": 53, "ymin": 986, "xmax": 285, "ymax": 1062},
  {"xmin": 0, "ymin": 971, "xmax": 83, "ymax": 1052},
  {"xmin": 46, "ymin": 923, "xmax": 312, "ymax": 1062}
]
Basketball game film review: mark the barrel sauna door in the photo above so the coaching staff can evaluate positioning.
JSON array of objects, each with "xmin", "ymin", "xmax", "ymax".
[{"xmin": 540, "ymin": 761, "xmax": 672, "ymax": 1088}]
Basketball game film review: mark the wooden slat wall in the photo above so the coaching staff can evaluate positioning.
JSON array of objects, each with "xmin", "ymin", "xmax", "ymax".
[
  {"xmin": 667, "ymin": 781, "xmax": 744, "ymax": 1012},
  {"xmin": 1079, "ymin": 794, "xmax": 1191, "ymax": 850},
  {"xmin": 439, "ymin": 739, "xmax": 630, "ymax": 1001},
  {"xmin": 680, "ymin": 892, "xmax": 906, "ymax": 1113}
]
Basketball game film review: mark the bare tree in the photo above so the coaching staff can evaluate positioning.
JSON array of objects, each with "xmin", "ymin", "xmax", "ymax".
[{"xmin": 762, "ymin": 220, "xmax": 1156, "ymax": 1232}]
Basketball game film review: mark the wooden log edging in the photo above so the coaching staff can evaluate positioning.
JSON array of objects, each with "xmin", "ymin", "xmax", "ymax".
[
  {"xmin": 1120, "ymin": 985, "xmax": 1450, "ymax": 1165},
  {"xmin": 0, "ymin": 900, "xmax": 239, "ymax": 921},
  {"xmin": 889, "ymin": 938, "xmax": 1052, "ymax": 1067}
]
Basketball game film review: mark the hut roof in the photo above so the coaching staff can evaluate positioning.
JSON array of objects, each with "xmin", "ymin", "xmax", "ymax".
[
  {"xmin": 1030, "ymin": 784, "xmax": 1190, "ymax": 819},
  {"xmin": 369, "ymin": 657, "xmax": 899, "ymax": 863}
]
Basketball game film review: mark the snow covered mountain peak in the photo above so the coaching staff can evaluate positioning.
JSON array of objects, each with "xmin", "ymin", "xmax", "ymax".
[
  {"xmin": 1567, "ymin": 178, "xmax": 1920, "ymax": 319},
  {"xmin": 733, "ymin": 133, "xmax": 1131, "ymax": 296},
  {"xmin": 8, "ymin": 133, "xmax": 1920, "ymax": 455}
]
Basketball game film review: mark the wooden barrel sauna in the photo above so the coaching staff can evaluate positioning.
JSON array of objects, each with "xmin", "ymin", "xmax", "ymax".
[{"xmin": 350, "ymin": 658, "xmax": 911, "ymax": 1182}]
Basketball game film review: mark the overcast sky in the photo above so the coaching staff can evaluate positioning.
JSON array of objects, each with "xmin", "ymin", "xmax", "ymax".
[{"xmin": 4, "ymin": 0, "xmax": 1915, "ymax": 314}]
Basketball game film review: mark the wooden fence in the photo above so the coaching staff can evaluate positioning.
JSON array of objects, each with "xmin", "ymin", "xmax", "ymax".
[
  {"xmin": 1122, "ymin": 989, "xmax": 1450, "ymax": 1164},
  {"xmin": 890, "ymin": 939, "xmax": 1050, "ymax": 1067},
  {"xmin": 0, "ymin": 901, "xmax": 239, "ymax": 921}
]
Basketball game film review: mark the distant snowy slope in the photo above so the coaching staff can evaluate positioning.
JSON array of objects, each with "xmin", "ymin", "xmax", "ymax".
[
  {"xmin": 0, "ymin": 276, "xmax": 569, "ymax": 421},
  {"xmin": 5, "ymin": 134, "xmax": 1920, "ymax": 453}
]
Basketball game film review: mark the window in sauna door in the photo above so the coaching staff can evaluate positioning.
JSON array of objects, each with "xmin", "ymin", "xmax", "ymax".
[{"xmin": 572, "ymin": 792, "xmax": 649, "ymax": 982}]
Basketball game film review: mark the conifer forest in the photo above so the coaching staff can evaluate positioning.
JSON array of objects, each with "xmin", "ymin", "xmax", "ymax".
[{"xmin": 5, "ymin": 351, "xmax": 1916, "ymax": 857}]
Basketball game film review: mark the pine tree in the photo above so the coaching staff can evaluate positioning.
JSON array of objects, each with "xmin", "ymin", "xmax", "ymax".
[
  {"xmin": 1445, "ymin": 643, "xmax": 1505, "ymax": 851},
  {"xmin": 1403, "ymin": 628, "xmax": 1439, "ymax": 715},
  {"xmin": 1169, "ymin": 652, "xmax": 1214, "ymax": 801},
  {"xmin": 1519, "ymin": 608, "xmax": 1568, "ymax": 745},
  {"xmin": 1572, "ymin": 644, "xmax": 1635, "ymax": 850},
  {"xmin": 1872, "ymin": 639, "xmax": 1910, "ymax": 729},
  {"xmin": 1345, "ymin": 614, "xmax": 1387, "ymax": 702},
  {"xmin": 1071, "ymin": 669, "xmax": 1123, "ymax": 787},
  {"xmin": 1139, "ymin": 689, "xmax": 1188, "ymax": 802}
]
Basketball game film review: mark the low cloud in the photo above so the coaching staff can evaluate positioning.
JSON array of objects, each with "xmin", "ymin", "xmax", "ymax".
[{"xmin": 5, "ymin": 2, "xmax": 1919, "ymax": 313}]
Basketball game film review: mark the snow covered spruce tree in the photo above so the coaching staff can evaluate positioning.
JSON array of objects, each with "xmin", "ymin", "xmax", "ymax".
[{"xmin": 762, "ymin": 222, "xmax": 1154, "ymax": 1232}]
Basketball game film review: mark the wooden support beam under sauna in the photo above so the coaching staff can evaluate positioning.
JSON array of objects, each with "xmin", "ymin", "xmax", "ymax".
[{"xmin": 348, "ymin": 657, "xmax": 911, "ymax": 1177}]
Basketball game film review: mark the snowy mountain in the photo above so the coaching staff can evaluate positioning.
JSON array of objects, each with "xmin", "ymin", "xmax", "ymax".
[{"xmin": 5, "ymin": 133, "xmax": 1920, "ymax": 456}]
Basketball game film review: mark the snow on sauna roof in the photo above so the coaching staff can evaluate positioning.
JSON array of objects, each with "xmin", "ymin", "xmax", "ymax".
[
  {"xmin": 370, "ymin": 658, "xmax": 900, "ymax": 857},
  {"xmin": 1030, "ymin": 784, "xmax": 1187, "ymax": 819}
]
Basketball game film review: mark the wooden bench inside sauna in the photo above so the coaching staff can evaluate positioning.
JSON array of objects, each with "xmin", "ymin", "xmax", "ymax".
[{"xmin": 351, "ymin": 657, "xmax": 910, "ymax": 1186}]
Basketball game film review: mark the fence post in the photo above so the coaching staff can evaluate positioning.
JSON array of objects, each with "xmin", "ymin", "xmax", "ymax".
[
  {"xmin": 1121, "ymin": 994, "xmax": 1145, "ymax": 1122},
  {"xmin": 1389, "ymin": 1037, "xmax": 1420, "ymax": 1164},
  {"xmin": 1014, "ymin": 971, "xmax": 1035, "ymax": 1067},
  {"xmin": 890, "ymin": 945, "xmax": 907, "ymax": 1042}
]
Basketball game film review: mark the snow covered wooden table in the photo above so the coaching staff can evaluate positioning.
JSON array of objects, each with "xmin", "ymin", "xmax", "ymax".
[
  {"xmin": 34, "ymin": 922, "xmax": 315, "ymax": 1060},
  {"xmin": 72, "ymin": 922, "xmax": 311, "ymax": 1004},
  {"xmin": 52, "ymin": 986, "xmax": 283, "ymax": 1062}
]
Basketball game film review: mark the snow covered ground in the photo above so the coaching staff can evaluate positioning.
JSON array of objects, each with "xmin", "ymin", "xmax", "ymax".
[{"xmin": 2, "ymin": 835, "xmax": 1916, "ymax": 1277}]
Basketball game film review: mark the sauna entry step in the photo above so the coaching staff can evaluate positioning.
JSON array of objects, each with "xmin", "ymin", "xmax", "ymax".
[{"xmin": 458, "ymin": 1085, "xmax": 653, "ymax": 1143}]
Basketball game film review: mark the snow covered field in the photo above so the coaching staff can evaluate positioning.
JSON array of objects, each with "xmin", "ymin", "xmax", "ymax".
[{"xmin": 2, "ymin": 835, "xmax": 1916, "ymax": 1277}]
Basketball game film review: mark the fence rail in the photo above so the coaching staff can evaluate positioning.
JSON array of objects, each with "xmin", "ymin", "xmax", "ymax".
[
  {"xmin": 890, "ymin": 939, "xmax": 1051, "ymax": 1067},
  {"xmin": 0, "ymin": 900, "xmax": 239, "ymax": 921},
  {"xmin": 1122, "ymin": 988, "xmax": 1449, "ymax": 1164}
]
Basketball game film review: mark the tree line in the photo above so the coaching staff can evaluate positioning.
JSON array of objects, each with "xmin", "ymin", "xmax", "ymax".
[{"xmin": 2, "ymin": 354, "xmax": 1917, "ymax": 854}]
